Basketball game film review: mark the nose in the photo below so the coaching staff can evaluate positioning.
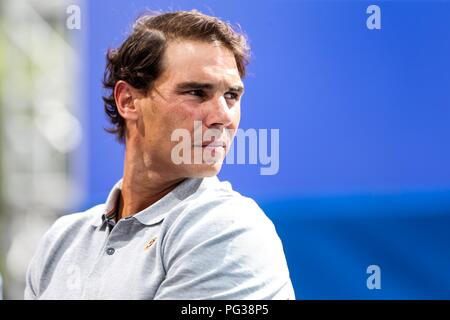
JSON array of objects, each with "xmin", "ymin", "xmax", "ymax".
[{"xmin": 204, "ymin": 95, "xmax": 233, "ymax": 130}]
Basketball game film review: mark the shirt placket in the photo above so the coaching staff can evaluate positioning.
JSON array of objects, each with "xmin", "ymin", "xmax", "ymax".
[{"xmin": 81, "ymin": 217, "xmax": 119, "ymax": 299}]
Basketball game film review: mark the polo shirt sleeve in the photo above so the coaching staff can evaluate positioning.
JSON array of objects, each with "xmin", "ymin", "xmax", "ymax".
[
  {"xmin": 154, "ymin": 196, "xmax": 295, "ymax": 300},
  {"xmin": 24, "ymin": 225, "xmax": 53, "ymax": 300},
  {"xmin": 24, "ymin": 259, "xmax": 38, "ymax": 300},
  {"xmin": 24, "ymin": 217, "xmax": 65, "ymax": 300}
]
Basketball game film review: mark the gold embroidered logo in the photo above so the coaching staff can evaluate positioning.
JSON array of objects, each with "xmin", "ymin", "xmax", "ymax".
[{"xmin": 144, "ymin": 236, "xmax": 158, "ymax": 251}]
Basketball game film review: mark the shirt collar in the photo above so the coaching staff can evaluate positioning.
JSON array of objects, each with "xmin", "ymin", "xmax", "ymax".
[{"xmin": 91, "ymin": 176, "xmax": 214, "ymax": 228}]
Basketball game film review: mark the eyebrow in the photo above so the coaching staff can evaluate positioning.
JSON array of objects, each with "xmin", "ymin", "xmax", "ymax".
[{"xmin": 175, "ymin": 81, "xmax": 244, "ymax": 93}]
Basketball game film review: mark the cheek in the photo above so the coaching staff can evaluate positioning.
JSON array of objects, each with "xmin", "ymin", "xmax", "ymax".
[
  {"xmin": 231, "ymin": 105, "xmax": 241, "ymax": 126},
  {"xmin": 170, "ymin": 100, "xmax": 205, "ymax": 125},
  {"xmin": 158, "ymin": 102, "xmax": 204, "ymax": 144}
]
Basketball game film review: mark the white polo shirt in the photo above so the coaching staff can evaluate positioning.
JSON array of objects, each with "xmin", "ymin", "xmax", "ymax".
[{"xmin": 25, "ymin": 176, "xmax": 295, "ymax": 300}]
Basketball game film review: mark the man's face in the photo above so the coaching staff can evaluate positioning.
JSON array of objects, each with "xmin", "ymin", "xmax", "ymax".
[{"xmin": 134, "ymin": 40, "xmax": 244, "ymax": 178}]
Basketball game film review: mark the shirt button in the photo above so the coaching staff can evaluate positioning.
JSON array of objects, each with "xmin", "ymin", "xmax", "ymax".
[{"xmin": 106, "ymin": 247, "xmax": 115, "ymax": 255}]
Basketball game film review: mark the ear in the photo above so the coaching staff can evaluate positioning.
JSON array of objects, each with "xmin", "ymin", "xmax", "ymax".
[{"xmin": 114, "ymin": 80, "xmax": 140, "ymax": 121}]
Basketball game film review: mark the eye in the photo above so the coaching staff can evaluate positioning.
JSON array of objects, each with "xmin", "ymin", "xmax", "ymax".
[
  {"xmin": 185, "ymin": 90, "xmax": 205, "ymax": 98},
  {"xmin": 224, "ymin": 92, "xmax": 239, "ymax": 100}
]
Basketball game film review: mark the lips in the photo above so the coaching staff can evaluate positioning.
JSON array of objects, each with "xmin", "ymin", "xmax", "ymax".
[
  {"xmin": 201, "ymin": 141, "xmax": 226, "ymax": 148},
  {"xmin": 193, "ymin": 140, "xmax": 226, "ymax": 148}
]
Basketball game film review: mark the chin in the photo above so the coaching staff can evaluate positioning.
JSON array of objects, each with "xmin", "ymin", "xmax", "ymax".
[{"xmin": 184, "ymin": 162, "xmax": 224, "ymax": 178}]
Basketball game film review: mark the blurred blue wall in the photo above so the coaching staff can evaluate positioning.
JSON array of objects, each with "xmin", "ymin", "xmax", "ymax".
[{"xmin": 81, "ymin": 0, "xmax": 450, "ymax": 299}]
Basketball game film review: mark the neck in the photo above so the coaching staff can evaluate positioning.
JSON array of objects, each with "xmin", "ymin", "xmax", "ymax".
[{"xmin": 117, "ymin": 143, "xmax": 185, "ymax": 221}]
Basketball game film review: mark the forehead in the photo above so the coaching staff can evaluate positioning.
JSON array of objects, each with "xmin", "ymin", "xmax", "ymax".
[{"xmin": 159, "ymin": 40, "xmax": 243, "ymax": 87}]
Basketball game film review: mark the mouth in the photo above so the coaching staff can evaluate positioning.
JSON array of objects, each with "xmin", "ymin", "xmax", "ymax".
[{"xmin": 194, "ymin": 141, "xmax": 226, "ymax": 148}]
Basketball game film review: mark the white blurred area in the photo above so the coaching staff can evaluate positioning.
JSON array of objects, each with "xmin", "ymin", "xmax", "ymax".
[{"xmin": 0, "ymin": 0, "xmax": 85, "ymax": 299}]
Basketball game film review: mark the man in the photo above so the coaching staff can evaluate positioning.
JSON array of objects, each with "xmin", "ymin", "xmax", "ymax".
[{"xmin": 25, "ymin": 10, "xmax": 295, "ymax": 300}]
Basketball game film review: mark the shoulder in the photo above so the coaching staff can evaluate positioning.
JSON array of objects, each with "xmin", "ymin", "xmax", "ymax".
[
  {"xmin": 25, "ymin": 204, "xmax": 104, "ymax": 299},
  {"xmin": 43, "ymin": 204, "xmax": 104, "ymax": 242},
  {"xmin": 161, "ymin": 176, "xmax": 286, "ymax": 272},
  {"xmin": 29, "ymin": 204, "xmax": 104, "ymax": 271},
  {"xmin": 163, "ymin": 177, "xmax": 277, "ymax": 245},
  {"xmin": 156, "ymin": 177, "xmax": 294, "ymax": 299}
]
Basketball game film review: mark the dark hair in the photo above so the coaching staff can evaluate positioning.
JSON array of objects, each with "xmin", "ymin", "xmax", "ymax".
[{"xmin": 102, "ymin": 10, "xmax": 250, "ymax": 143}]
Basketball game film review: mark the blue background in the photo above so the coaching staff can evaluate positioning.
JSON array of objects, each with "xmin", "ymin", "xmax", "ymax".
[{"xmin": 80, "ymin": 0, "xmax": 450, "ymax": 299}]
